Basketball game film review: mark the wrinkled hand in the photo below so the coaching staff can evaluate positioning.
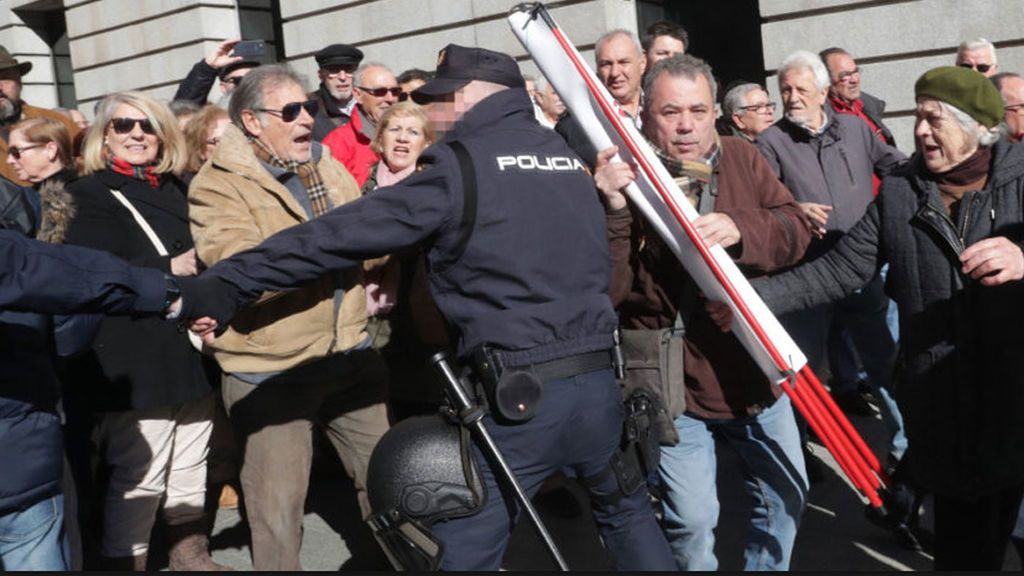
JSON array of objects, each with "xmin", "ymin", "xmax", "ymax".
[
  {"xmin": 171, "ymin": 248, "xmax": 198, "ymax": 276},
  {"xmin": 705, "ymin": 300, "xmax": 734, "ymax": 332},
  {"xmin": 593, "ymin": 146, "xmax": 633, "ymax": 211},
  {"xmin": 189, "ymin": 317, "xmax": 219, "ymax": 345},
  {"xmin": 205, "ymin": 38, "xmax": 243, "ymax": 69},
  {"xmin": 961, "ymin": 236, "xmax": 1024, "ymax": 286},
  {"xmin": 799, "ymin": 202, "xmax": 832, "ymax": 239},
  {"xmin": 695, "ymin": 212, "xmax": 741, "ymax": 249}
]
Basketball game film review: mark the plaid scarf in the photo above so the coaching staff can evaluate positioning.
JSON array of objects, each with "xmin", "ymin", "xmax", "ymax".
[
  {"xmin": 107, "ymin": 156, "xmax": 160, "ymax": 188},
  {"xmin": 651, "ymin": 136, "xmax": 720, "ymax": 209},
  {"xmin": 249, "ymin": 136, "xmax": 331, "ymax": 217}
]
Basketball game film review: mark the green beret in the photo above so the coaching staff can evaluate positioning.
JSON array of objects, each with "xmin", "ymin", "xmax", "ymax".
[{"xmin": 914, "ymin": 66, "xmax": 1003, "ymax": 128}]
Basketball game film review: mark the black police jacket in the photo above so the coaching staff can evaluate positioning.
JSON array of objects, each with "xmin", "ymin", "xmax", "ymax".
[{"xmin": 205, "ymin": 88, "xmax": 618, "ymax": 363}]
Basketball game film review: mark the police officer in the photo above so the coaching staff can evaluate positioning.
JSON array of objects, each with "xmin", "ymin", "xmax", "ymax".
[{"xmin": 176, "ymin": 44, "xmax": 675, "ymax": 571}]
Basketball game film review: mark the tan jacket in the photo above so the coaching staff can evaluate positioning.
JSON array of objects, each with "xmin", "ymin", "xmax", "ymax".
[{"xmin": 189, "ymin": 123, "xmax": 369, "ymax": 373}]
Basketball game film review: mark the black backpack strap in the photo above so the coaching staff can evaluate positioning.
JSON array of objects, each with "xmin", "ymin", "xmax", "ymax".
[{"xmin": 437, "ymin": 140, "xmax": 477, "ymax": 268}]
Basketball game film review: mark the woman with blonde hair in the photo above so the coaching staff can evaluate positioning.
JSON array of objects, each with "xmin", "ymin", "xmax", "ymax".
[
  {"xmin": 181, "ymin": 105, "xmax": 229, "ymax": 183},
  {"xmin": 63, "ymin": 91, "xmax": 226, "ymax": 571}
]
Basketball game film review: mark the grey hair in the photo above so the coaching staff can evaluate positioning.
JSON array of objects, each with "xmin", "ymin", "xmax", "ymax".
[
  {"xmin": 595, "ymin": 29, "xmax": 643, "ymax": 60},
  {"xmin": 723, "ymin": 83, "xmax": 763, "ymax": 118},
  {"xmin": 229, "ymin": 64, "xmax": 308, "ymax": 132},
  {"xmin": 958, "ymin": 37, "xmax": 998, "ymax": 65},
  {"xmin": 938, "ymin": 100, "xmax": 1003, "ymax": 147},
  {"xmin": 354, "ymin": 62, "xmax": 393, "ymax": 86},
  {"xmin": 991, "ymin": 71, "xmax": 1022, "ymax": 91},
  {"xmin": 642, "ymin": 54, "xmax": 717, "ymax": 110},
  {"xmin": 778, "ymin": 50, "xmax": 830, "ymax": 91}
]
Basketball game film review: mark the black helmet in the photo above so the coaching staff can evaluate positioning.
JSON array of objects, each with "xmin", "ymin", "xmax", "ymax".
[{"xmin": 366, "ymin": 413, "xmax": 485, "ymax": 570}]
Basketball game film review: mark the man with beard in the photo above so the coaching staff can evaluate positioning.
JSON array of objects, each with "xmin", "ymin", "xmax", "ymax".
[
  {"xmin": 0, "ymin": 46, "xmax": 78, "ymax": 185},
  {"xmin": 309, "ymin": 44, "xmax": 364, "ymax": 142}
]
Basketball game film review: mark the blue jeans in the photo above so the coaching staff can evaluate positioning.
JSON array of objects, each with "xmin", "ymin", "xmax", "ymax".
[
  {"xmin": 432, "ymin": 368, "xmax": 675, "ymax": 571},
  {"xmin": 0, "ymin": 494, "xmax": 69, "ymax": 571},
  {"xmin": 659, "ymin": 395, "xmax": 808, "ymax": 570}
]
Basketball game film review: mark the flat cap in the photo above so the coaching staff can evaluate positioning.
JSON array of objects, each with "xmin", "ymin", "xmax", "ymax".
[
  {"xmin": 915, "ymin": 65, "xmax": 1004, "ymax": 128},
  {"xmin": 315, "ymin": 44, "xmax": 364, "ymax": 68}
]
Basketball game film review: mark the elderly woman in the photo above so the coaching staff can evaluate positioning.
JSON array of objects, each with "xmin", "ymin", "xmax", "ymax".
[
  {"xmin": 4, "ymin": 117, "xmax": 77, "ymax": 242},
  {"xmin": 714, "ymin": 67, "xmax": 1022, "ymax": 570},
  {"xmin": 62, "ymin": 92, "xmax": 225, "ymax": 571},
  {"xmin": 181, "ymin": 105, "xmax": 229, "ymax": 184}
]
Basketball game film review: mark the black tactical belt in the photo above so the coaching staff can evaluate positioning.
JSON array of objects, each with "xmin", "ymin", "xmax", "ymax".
[{"xmin": 513, "ymin": 350, "xmax": 613, "ymax": 382}]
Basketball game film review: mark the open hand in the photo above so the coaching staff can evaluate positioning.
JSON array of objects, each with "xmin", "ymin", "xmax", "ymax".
[{"xmin": 695, "ymin": 212, "xmax": 741, "ymax": 249}]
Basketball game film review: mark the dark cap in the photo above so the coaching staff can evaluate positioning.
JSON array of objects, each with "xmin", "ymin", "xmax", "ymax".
[
  {"xmin": 218, "ymin": 58, "xmax": 260, "ymax": 80},
  {"xmin": 315, "ymin": 44, "xmax": 364, "ymax": 68},
  {"xmin": 915, "ymin": 65, "xmax": 1004, "ymax": 128},
  {"xmin": 412, "ymin": 44, "xmax": 524, "ymax": 104}
]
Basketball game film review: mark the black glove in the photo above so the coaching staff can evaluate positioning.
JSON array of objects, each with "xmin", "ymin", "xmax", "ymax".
[{"xmin": 174, "ymin": 274, "xmax": 243, "ymax": 329}]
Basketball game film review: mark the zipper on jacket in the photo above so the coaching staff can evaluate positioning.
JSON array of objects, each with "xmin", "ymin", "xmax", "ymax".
[
  {"xmin": 916, "ymin": 203, "xmax": 964, "ymax": 258},
  {"xmin": 957, "ymin": 192, "xmax": 975, "ymax": 245}
]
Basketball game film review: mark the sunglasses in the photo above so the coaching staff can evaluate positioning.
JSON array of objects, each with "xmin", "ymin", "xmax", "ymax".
[
  {"xmin": 958, "ymin": 62, "xmax": 993, "ymax": 73},
  {"xmin": 255, "ymin": 99, "xmax": 319, "ymax": 122},
  {"xmin": 109, "ymin": 117, "xmax": 156, "ymax": 135},
  {"xmin": 357, "ymin": 86, "xmax": 402, "ymax": 98},
  {"xmin": 8, "ymin": 143, "xmax": 43, "ymax": 159},
  {"xmin": 221, "ymin": 75, "xmax": 245, "ymax": 86},
  {"xmin": 398, "ymin": 91, "xmax": 411, "ymax": 102}
]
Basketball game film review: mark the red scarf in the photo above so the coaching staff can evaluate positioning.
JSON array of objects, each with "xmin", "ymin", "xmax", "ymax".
[{"xmin": 108, "ymin": 156, "xmax": 160, "ymax": 189}]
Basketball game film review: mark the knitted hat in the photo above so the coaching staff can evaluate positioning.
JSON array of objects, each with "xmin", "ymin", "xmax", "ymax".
[{"xmin": 915, "ymin": 66, "xmax": 1003, "ymax": 128}]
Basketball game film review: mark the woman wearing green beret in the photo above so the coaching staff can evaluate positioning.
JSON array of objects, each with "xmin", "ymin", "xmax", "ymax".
[{"xmin": 710, "ymin": 66, "xmax": 1022, "ymax": 570}]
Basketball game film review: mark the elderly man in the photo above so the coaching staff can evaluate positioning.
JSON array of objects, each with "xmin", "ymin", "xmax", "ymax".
[
  {"xmin": 993, "ymin": 72, "xmax": 1024, "ymax": 142},
  {"xmin": 309, "ymin": 43, "xmax": 364, "ymax": 141},
  {"xmin": 0, "ymin": 46, "xmax": 77, "ymax": 185},
  {"xmin": 820, "ymin": 47, "xmax": 896, "ymax": 147},
  {"xmin": 556, "ymin": 29, "xmax": 646, "ymax": 167},
  {"xmin": 177, "ymin": 44, "xmax": 675, "ymax": 572},
  {"xmin": 532, "ymin": 76, "xmax": 565, "ymax": 128},
  {"xmin": 756, "ymin": 50, "xmax": 906, "ymax": 468},
  {"xmin": 322, "ymin": 62, "xmax": 399, "ymax": 186},
  {"xmin": 187, "ymin": 65, "xmax": 390, "ymax": 571},
  {"xmin": 721, "ymin": 82, "xmax": 775, "ymax": 141},
  {"xmin": 594, "ymin": 54, "xmax": 812, "ymax": 570},
  {"xmin": 173, "ymin": 38, "xmax": 260, "ymax": 107},
  {"xmin": 642, "ymin": 20, "xmax": 688, "ymax": 68},
  {"xmin": 957, "ymin": 38, "xmax": 999, "ymax": 77}
]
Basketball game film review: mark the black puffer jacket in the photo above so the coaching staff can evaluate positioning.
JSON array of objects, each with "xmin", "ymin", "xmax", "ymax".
[{"xmin": 756, "ymin": 140, "xmax": 1024, "ymax": 499}]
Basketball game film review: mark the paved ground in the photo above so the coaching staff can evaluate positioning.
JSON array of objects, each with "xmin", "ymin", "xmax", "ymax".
[{"xmin": 193, "ymin": 401, "xmax": 1022, "ymax": 571}]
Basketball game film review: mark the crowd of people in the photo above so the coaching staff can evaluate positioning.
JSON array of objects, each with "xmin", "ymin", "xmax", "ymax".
[{"xmin": 0, "ymin": 13, "xmax": 1023, "ymax": 574}]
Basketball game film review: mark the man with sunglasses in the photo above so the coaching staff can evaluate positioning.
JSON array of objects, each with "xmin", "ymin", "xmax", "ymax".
[
  {"xmin": 173, "ymin": 38, "xmax": 261, "ymax": 107},
  {"xmin": 186, "ymin": 64, "xmax": 390, "ymax": 571},
  {"xmin": 0, "ymin": 45, "xmax": 78, "ymax": 186},
  {"xmin": 178, "ymin": 44, "xmax": 676, "ymax": 572},
  {"xmin": 322, "ymin": 63, "xmax": 400, "ymax": 186},
  {"xmin": 956, "ymin": 38, "xmax": 999, "ymax": 78},
  {"xmin": 310, "ymin": 43, "xmax": 364, "ymax": 142}
]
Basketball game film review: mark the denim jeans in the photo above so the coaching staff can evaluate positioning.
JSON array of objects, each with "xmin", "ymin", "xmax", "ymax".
[
  {"xmin": 659, "ymin": 395, "xmax": 808, "ymax": 570},
  {"xmin": 0, "ymin": 494, "xmax": 69, "ymax": 571}
]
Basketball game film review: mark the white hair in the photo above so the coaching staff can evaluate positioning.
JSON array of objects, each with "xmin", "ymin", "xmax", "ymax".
[
  {"xmin": 958, "ymin": 37, "xmax": 998, "ymax": 65},
  {"xmin": 595, "ymin": 29, "xmax": 643, "ymax": 61},
  {"xmin": 938, "ymin": 100, "xmax": 1003, "ymax": 147},
  {"xmin": 354, "ymin": 62, "xmax": 393, "ymax": 86},
  {"xmin": 778, "ymin": 50, "xmax": 830, "ymax": 91}
]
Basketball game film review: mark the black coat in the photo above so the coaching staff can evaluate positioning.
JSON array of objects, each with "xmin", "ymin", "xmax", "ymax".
[
  {"xmin": 756, "ymin": 140, "xmax": 1024, "ymax": 499},
  {"xmin": 63, "ymin": 170, "xmax": 215, "ymax": 412}
]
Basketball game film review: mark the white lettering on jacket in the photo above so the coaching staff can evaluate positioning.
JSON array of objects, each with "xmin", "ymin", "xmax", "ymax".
[{"xmin": 496, "ymin": 155, "xmax": 585, "ymax": 172}]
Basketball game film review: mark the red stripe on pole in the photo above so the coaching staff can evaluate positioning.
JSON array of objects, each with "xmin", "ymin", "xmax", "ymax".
[{"xmin": 801, "ymin": 367, "xmax": 883, "ymax": 476}]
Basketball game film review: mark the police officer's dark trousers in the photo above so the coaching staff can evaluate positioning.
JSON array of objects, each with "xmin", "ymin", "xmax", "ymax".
[{"xmin": 432, "ymin": 367, "xmax": 675, "ymax": 570}]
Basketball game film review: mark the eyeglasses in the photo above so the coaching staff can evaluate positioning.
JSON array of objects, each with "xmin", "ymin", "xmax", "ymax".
[
  {"xmin": 8, "ymin": 143, "xmax": 43, "ymax": 159},
  {"xmin": 255, "ymin": 99, "xmax": 319, "ymax": 122},
  {"xmin": 738, "ymin": 102, "xmax": 776, "ymax": 114},
  {"xmin": 836, "ymin": 67, "xmax": 861, "ymax": 82},
  {"xmin": 958, "ymin": 62, "xmax": 993, "ymax": 73},
  {"xmin": 357, "ymin": 86, "xmax": 402, "ymax": 98},
  {"xmin": 221, "ymin": 75, "xmax": 245, "ymax": 86},
  {"xmin": 109, "ymin": 117, "xmax": 156, "ymax": 135}
]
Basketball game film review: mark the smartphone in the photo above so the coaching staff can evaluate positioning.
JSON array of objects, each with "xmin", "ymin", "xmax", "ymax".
[{"xmin": 231, "ymin": 40, "xmax": 266, "ymax": 59}]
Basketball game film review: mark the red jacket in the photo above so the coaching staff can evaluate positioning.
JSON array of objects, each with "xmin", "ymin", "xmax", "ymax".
[{"xmin": 322, "ymin": 107, "xmax": 379, "ymax": 187}]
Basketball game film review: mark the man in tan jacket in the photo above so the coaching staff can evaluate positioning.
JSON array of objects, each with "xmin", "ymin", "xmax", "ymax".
[{"xmin": 188, "ymin": 64, "xmax": 389, "ymax": 571}]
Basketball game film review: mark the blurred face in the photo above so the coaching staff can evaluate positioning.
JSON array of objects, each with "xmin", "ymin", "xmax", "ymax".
[
  {"xmin": 536, "ymin": 84, "xmax": 566, "ymax": 122},
  {"xmin": 825, "ymin": 52, "xmax": 861, "ymax": 103},
  {"xmin": 999, "ymin": 76, "xmax": 1024, "ymax": 142},
  {"xmin": 69, "ymin": 109, "xmax": 89, "ymax": 130},
  {"xmin": 243, "ymin": 81, "xmax": 316, "ymax": 163},
  {"xmin": 731, "ymin": 87, "xmax": 776, "ymax": 138},
  {"xmin": 645, "ymin": 35, "xmax": 685, "ymax": 67},
  {"xmin": 355, "ymin": 66, "xmax": 399, "ymax": 124},
  {"xmin": 0, "ymin": 69, "xmax": 22, "ymax": 121},
  {"xmin": 780, "ymin": 66, "xmax": 828, "ymax": 131},
  {"xmin": 105, "ymin": 103, "xmax": 160, "ymax": 166},
  {"xmin": 957, "ymin": 47, "xmax": 998, "ymax": 77},
  {"xmin": 318, "ymin": 63, "xmax": 357, "ymax": 101},
  {"xmin": 642, "ymin": 73, "xmax": 716, "ymax": 162},
  {"xmin": 596, "ymin": 33, "xmax": 646, "ymax": 105},
  {"xmin": 6, "ymin": 128, "xmax": 59, "ymax": 182},
  {"xmin": 915, "ymin": 98, "xmax": 979, "ymax": 174},
  {"xmin": 381, "ymin": 115, "xmax": 430, "ymax": 172},
  {"xmin": 202, "ymin": 116, "xmax": 230, "ymax": 162}
]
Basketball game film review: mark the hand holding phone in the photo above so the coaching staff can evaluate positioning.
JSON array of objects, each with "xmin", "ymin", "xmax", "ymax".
[{"xmin": 231, "ymin": 40, "xmax": 266, "ymax": 59}]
